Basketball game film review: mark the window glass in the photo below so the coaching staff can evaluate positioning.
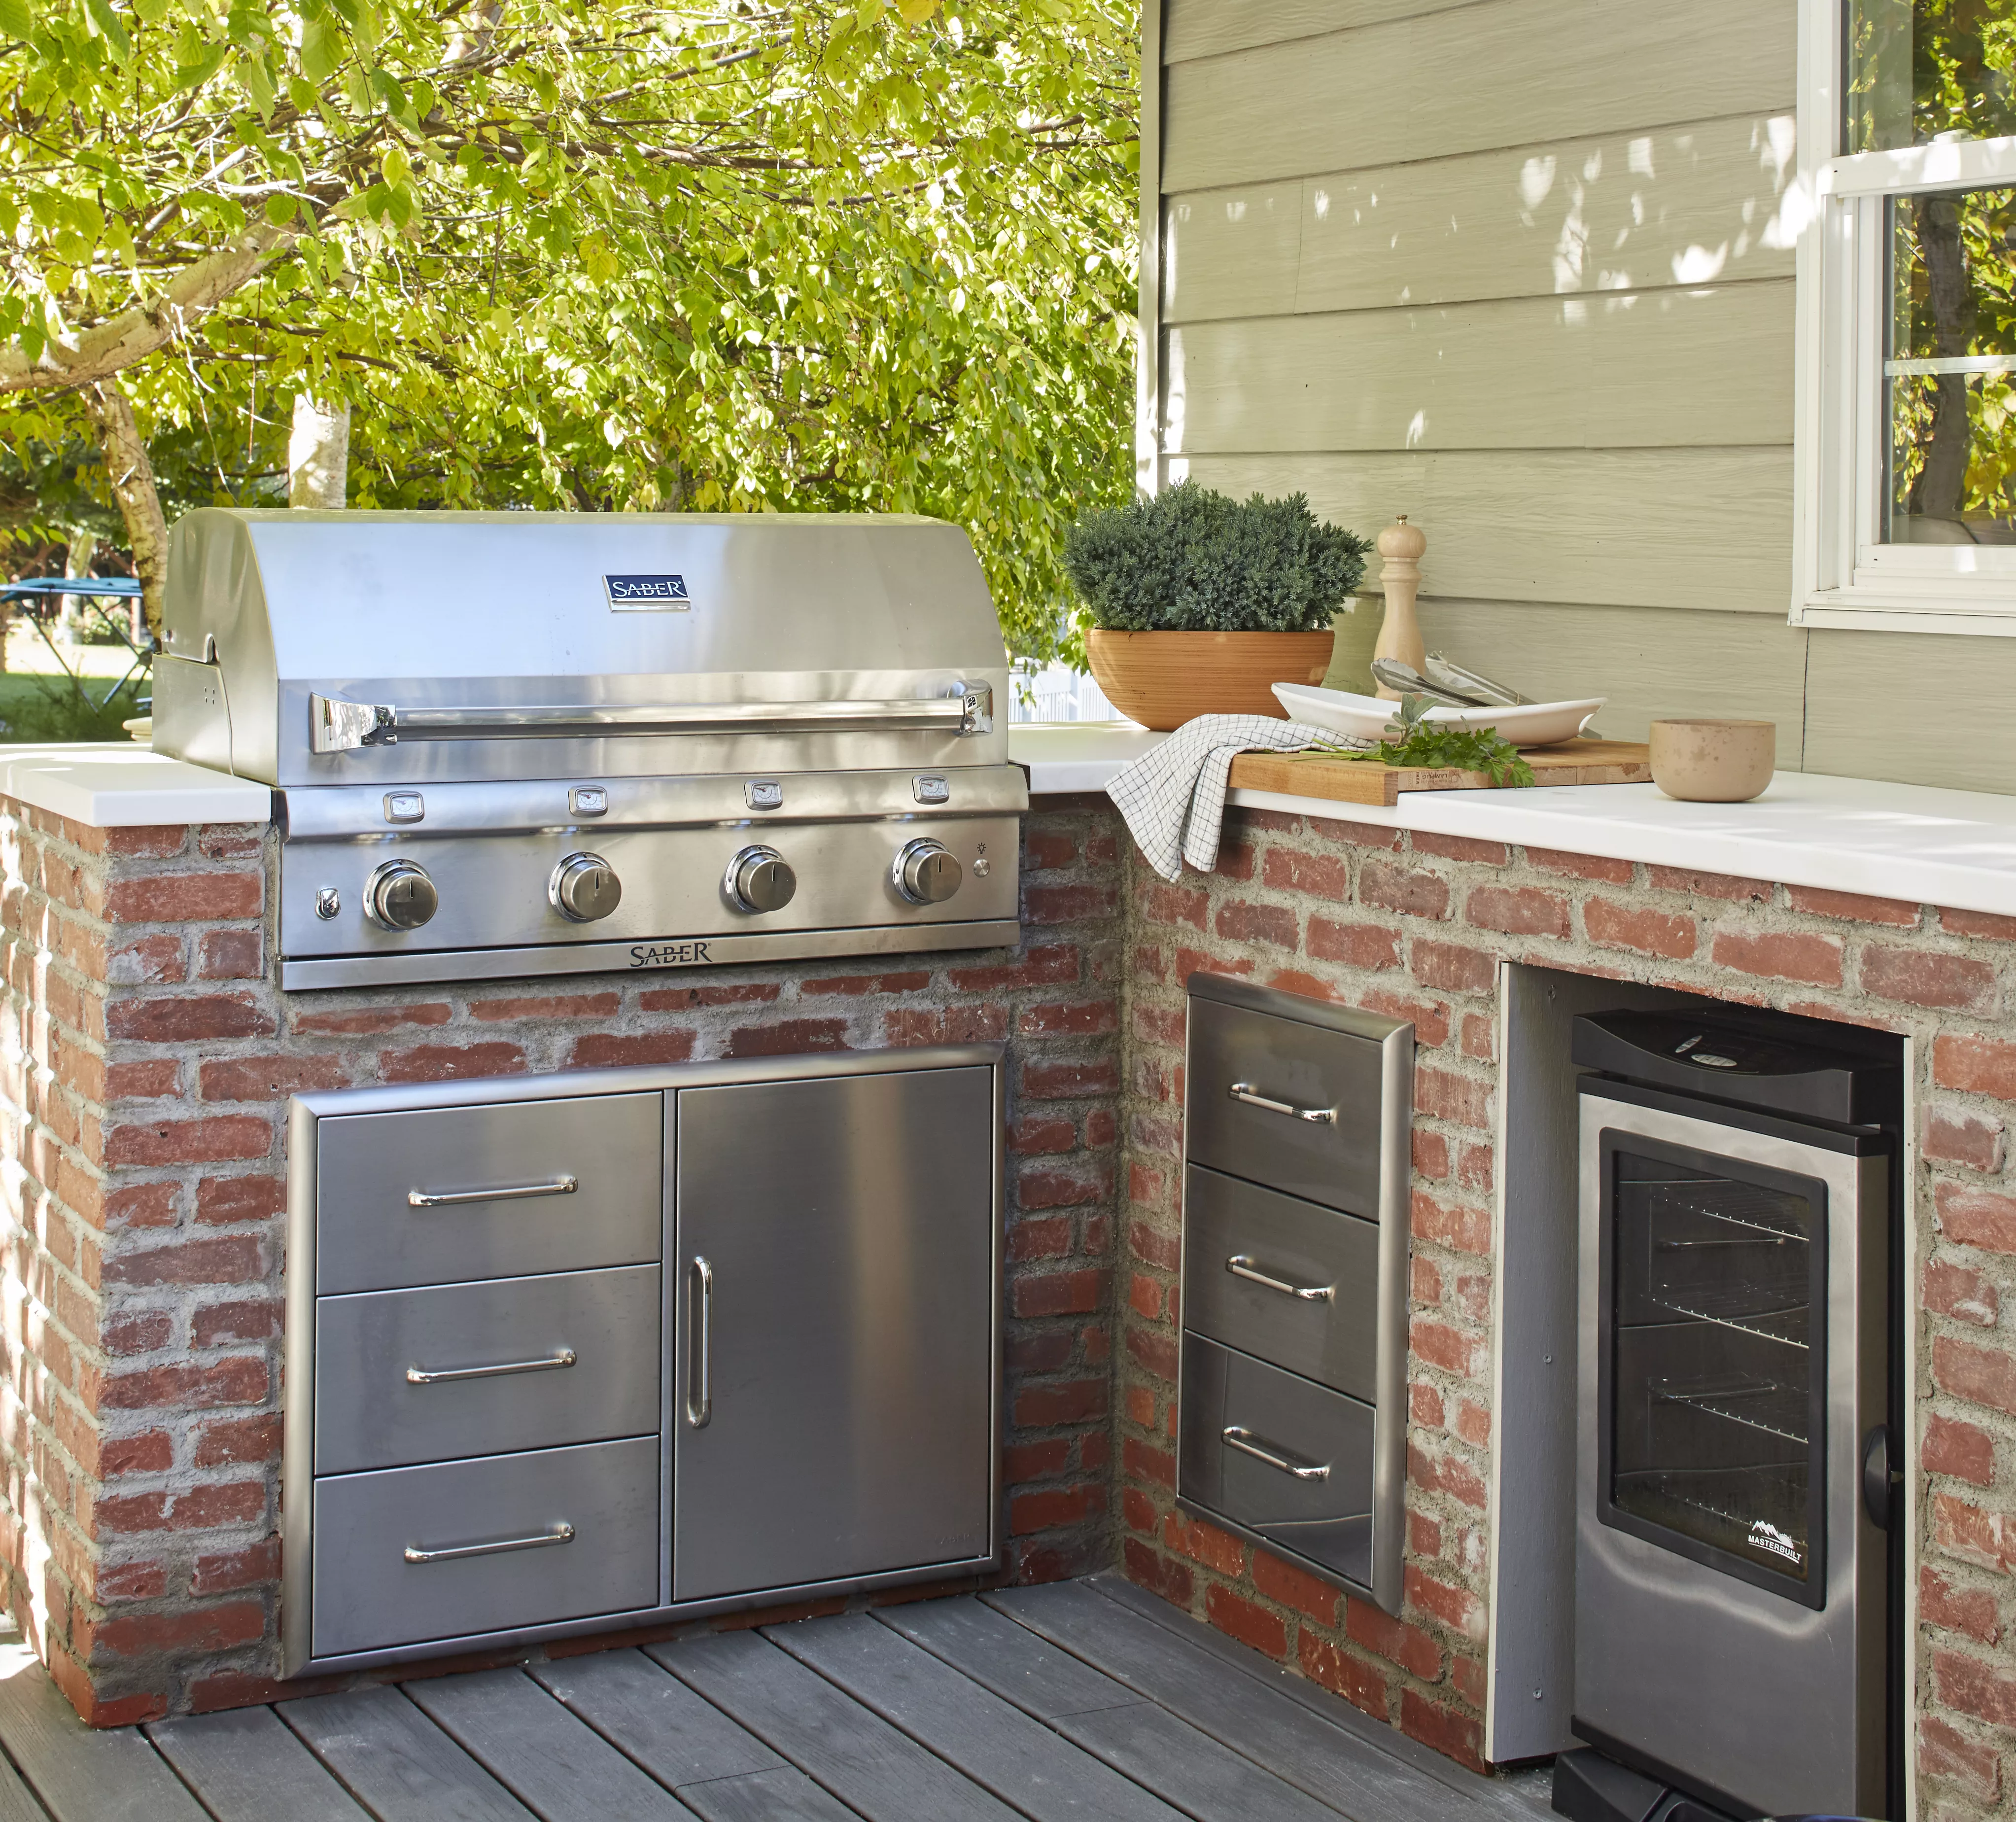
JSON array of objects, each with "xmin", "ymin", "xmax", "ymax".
[
  {"xmin": 1886, "ymin": 184, "xmax": 2016, "ymax": 543},
  {"xmin": 1609, "ymin": 1152, "xmax": 1818, "ymax": 1585},
  {"xmin": 1848, "ymin": 0, "xmax": 2016, "ymax": 152}
]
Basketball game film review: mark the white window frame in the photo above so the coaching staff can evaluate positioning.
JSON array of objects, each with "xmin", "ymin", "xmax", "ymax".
[{"xmin": 1793, "ymin": 0, "xmax": 2016, "ymax": 633}]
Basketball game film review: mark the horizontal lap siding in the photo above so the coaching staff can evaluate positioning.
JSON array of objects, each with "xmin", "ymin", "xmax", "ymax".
[
  {"xmin": 1167, "ymin": 282, "xmax": 1792, "ymax": 454},
  {"xmin": 1149, "ymin": 0, "xmax": 1805, "ymax": 745},
  {"xmin": 1163, "ymin": 115, "xmax": 1798, "ymax": 324},
  {"xmin": 1160, "ymin": 0, "xmax": 1795, "ymax": 193},
  {"xmin": 1173, "ymin": 451, "xmax": 1793, "ymax": 616}
]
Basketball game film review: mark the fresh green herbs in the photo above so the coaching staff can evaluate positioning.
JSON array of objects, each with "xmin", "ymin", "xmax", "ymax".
[{"xmin": 1321, "ymin": 694, "xmax": 1536, "ymax": 787}]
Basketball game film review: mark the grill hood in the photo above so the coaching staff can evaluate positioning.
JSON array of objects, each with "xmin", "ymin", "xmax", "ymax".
[{"xmin": 151, "ymin": 509, "xmax": 1011, "ymax": 788}]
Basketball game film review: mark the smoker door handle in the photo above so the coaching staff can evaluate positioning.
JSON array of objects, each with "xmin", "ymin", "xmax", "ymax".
[
  {"xmin": 310, "ymin": 687, "xmax": 994, "ymax": 751},
  {"xmin": 1222, "ymin": 1426, "xmax": 1331, "ymax": 1481},
  {"xmin": 1227, "ymin": 1083, "xmax": 1337, "ymax": 1124},
  {"xmin": 686, "ymin": 1256, "xmax": 713, "ymax": 1429}
]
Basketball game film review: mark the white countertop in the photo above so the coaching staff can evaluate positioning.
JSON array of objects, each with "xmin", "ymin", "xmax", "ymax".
[
  {"xmin": 0, "ymin": 744, "xmax": 272, "ymax": 828},
  {"xmin": 1009, "ymin": 722, "xmax": 2016, "ymax": 918}
]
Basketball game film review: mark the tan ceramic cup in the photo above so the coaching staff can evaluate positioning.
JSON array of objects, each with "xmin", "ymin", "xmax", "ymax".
[{"xmin": 1648, "ymin": 719, "xmax": 1776, "ymax": 803}]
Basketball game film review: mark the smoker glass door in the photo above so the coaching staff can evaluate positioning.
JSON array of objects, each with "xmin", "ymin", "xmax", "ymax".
[{"xmin": 1600, "ymin": 1132, "xmax": 1829, "ymax": 1608}]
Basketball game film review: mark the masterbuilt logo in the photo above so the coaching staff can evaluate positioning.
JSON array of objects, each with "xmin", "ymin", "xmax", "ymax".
[
  {"xmin": 604, "ymin": 573, "xmax": 692, "ymax": 611},
  {"xmin": 1747, "ymin": 1518, "xmax": 1803, "ymax": 1566}
]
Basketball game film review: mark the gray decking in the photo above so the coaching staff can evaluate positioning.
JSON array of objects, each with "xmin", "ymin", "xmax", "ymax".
[{"xmin": 0, "ymin": 1576, "xmax": 1553, "ymax": 1821}]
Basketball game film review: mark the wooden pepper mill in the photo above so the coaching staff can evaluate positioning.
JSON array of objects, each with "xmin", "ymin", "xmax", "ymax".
[{"xmin": 1371, "ymin": 515, "xmax": 1427, "ymax": 700}]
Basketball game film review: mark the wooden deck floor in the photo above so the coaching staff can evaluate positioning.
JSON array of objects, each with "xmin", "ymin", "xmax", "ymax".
[{"xmin": 0, "ymin": 1576, "xmax": 1554, "ymax": 1821}]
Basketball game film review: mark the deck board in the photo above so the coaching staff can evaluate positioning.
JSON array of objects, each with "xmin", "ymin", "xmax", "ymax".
[
  {"xmin": 0, "ymin": 1648, "xmax": 206, "ymax": 1822},
  {"xmin": 675, "ymin": 1765, "xmax": 862, "ymax": 1822},
  {"xmin": 279, "ymin": 1685, "xmax": 538, "ymax": 1822},
  {"xmin": 529, "ymin": 1647, "xmax": 788, "ymax": 1790},
  {"xmin": 1057, "ymin": 1697, "xmax": 1357, "ymax": 1822},
  {"xmin": 147, "ymin": 1706, "xmax": 373, "ymax": 1821},
  {"xmin": 650, "ymin": 1629, "xmax": 1021, "ymax": 1822},
  {"xmin": 0, "ymin": 1582, "xmax": 1549, "ymax": 1822},
  {"xmin": 875, "ymin": 1596, "xmax": 1143, "ymax": 1720},
  {"xmin": 772, "ymin": 1611, "xmax": 1186, "ymax": 1822},
  {"xmin": 406, "ymin": 1667, "xmax": 693, "ymax": 1820},
  {"xmin": 985, "ymin": 1581, "xmax": 1489, "ymax": 1822}
]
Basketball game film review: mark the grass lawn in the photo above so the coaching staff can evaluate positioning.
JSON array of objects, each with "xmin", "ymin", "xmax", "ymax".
[{"xmin": 0, "ymin": 619, "xmax": 152, "ymax": 744}]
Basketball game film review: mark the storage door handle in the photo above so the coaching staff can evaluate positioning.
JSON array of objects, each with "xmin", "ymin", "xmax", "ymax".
[
  {"xmin": 1226, "ymin": 1256, "xmax": 1335, "ymax": 1301},
  {"xmin": 1227, "ymin": 1083, "xmax": 1336, "ymax": 1125},
  {"xmin": 687, "ymin": 1256, "xmax": 713, "ymax": 1429},
  {"xmin": 406, "ymin": 1349, "xmax": 577, "ymax": 1385},
  {"xmin": 1222, "ymin": 1426, "xmax": 1331, "ymax": 1481},
  {"xmin": 408, "ymin": 1176, "xmax": 578, "ymax": 1208},
  {"xmin": 404, "ymin": 1523, "xmax": 576, "ymax": 1565}
]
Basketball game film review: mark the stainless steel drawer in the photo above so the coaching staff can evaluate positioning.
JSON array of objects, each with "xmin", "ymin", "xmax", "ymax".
[
  {"xmin": 312, "ymin": 1436, "xmax": 660, "ymax": 1660},
  {"xmin": 1180, "ymin": 1334, "xmax": 1376, "ymax": 1594},
  {"xmin": 1182, "ymin": 1166, "xmax": 1379, "ymax": 1401},
  {"xmin": 313, "ymin": 1265, "xmax": 662, "ymax": 1474},
  {"xmin": 313, "ymin": 1092, "xmax": 662, "ymax": 1294},
  {"xmin": 1185, "ymin": 990, "xmax": 1398, "ymax": 1217}
]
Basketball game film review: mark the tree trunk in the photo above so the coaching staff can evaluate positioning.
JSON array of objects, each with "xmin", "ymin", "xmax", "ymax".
[
  {"xmin": 59, "ymin": 526, "xmax": 97, "ymax": 650},
  {"xmin": 79, "ymin": 380, "xmax": 170, "ymax": 640},
  {"xmin": 1907, "ymin": 193, "xmax": 1977, "ymax": 529},
  {"xmin": 288, "ymin": 395, "xmax": 351, "ymax": 509}
]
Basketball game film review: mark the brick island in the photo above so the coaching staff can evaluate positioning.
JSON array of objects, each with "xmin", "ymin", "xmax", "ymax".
[{"xmin": 0, "ymin": 732, "xmax": 2013, "ymax": 1822}]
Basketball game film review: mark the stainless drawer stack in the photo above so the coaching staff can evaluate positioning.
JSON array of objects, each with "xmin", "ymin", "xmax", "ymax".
[
  {"xmin": 1178, "ymin": 975, "xmax": 1413, "ymax": 1612},
  {"xmin": 300, "ymin": 1094, "xmax": 666, "ymax": 1662},
  {"xmin": 282, "ymin": 1051, "xmax": 1004, "ymax": 1678}
]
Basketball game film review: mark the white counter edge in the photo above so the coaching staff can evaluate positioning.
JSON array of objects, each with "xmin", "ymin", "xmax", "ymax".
[
  {"xmin": 1012, "ymin": 725, "xmax": 2016, "ymax": 921},
  {"xmin": 0, "ymin": 745, "xmax": 272, "ymax": 829}
]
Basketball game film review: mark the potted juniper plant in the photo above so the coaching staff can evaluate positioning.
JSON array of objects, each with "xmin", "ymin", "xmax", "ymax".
[{"xmin": 1063, "ymin": 481, "xmax": 1371, "ymax": 731}]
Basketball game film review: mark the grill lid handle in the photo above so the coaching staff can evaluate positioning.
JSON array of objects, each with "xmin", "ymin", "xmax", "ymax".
[{"xmin": 308, "ymin": 684, "xmax": 993, "ymax": 752}]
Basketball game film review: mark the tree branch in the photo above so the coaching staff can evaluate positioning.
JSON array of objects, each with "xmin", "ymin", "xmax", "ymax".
[{"xmin": 0, "ymin": 222, "xmax": 295, "ymax": 396}]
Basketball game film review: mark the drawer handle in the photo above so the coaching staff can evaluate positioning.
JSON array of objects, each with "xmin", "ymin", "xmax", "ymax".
[
  {"xmin": 407, "ymin": 1176, "xmax": 579, "ymax": 1208},
  {"xmin": 405, "ymin": 1349, "xmax": 578, "ymax": 1386},
  {"xmin": 1226, "ymin": 1255, "xmax": 1335, "ymax": 1302},
  {"xmin": 687, "ymin": 1256, "xmax": 713, "ymax": 1430},
  {"xmin": 403, "ymin": 1523, "xmax": 576, "ymax": 1565},
  {"xmin": 1222, "ymin": 1426, "xmax": 1331, "ymax": 1481},
  {"xmin": 1227, "ymin": 1083, "xmax": 1336, "ymax": 1125}
]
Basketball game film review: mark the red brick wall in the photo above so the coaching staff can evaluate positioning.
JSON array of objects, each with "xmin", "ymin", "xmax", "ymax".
[
  {"xmin": 1119, "ymin": 806, "xmax": 2016, "ymax": 1804},
  {"xmin": 0, "ymin": 792, "xmax": 1121, "ymax": 1722}
]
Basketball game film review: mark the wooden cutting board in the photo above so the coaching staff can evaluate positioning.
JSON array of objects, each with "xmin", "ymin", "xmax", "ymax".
[{"xmin": 1227, "ymin": 739, "xmax": 1652, "ymax": 808}]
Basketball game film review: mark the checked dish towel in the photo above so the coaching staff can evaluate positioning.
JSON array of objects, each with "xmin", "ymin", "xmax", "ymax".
[{"xmin": 1106, "ymin": 714, "xmax": 1369, "ymax": 882}]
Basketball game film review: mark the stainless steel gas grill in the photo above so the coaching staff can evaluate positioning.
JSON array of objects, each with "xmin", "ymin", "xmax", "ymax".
[{"xmin": 150, "ymin": 509, "xmax": 1026, "ymax": 989}]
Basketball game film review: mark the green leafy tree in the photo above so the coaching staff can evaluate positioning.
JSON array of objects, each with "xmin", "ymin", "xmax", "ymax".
[{"xmin": 0, "ymin": 0, "xmax": 1137, "ymax": 658}]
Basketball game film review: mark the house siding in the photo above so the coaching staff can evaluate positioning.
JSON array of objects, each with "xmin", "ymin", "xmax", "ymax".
[{"xmin": 1147, "ymin": 0, "xmax": 2016, "ymax": 790}]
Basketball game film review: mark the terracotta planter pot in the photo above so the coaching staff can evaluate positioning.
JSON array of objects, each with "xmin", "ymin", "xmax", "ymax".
[{"xmin": 1084, "ymin": 629, "xmax": 1336, "ymax": 731}]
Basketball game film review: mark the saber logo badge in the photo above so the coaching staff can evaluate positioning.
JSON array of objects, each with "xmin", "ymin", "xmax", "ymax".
[{"xmin": 604, "ymin": 573, "xmax": 692, "ymax": 611}]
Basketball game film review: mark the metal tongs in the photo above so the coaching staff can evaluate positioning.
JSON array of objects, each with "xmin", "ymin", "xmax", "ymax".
[
  {"xmin": 1370, "ymin": 654, "xmax": 1600, "ymax": 736},
  {"xmin": 1369, "ymin": 655, "xmax": 1532, "ymax": 706}
]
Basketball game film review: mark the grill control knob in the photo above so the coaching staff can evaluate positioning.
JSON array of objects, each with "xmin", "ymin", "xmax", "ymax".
[
  {"xmin": 550, "ymin": 852, "xmax": 622, "ymax": 922},
  {"xmin": 893, "ymin": 838, "xmax": 962, "ymax": 906},
  {"xmin": 724, "ymin": 845, "xmax": 796, "ymax": 914},
  {"xmin": 363, "ymin": 859, "xmax": 438, "ymax": 931}
]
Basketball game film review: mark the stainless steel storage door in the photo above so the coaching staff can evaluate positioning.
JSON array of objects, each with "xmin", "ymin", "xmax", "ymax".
[
  {"xmin": 314, "ymin": 1093, "xmax": 661, "ymax": 1293},
  {"xmin": 313, "ymin": 1265, "xmax": 661, "ymax": 1473},
  {"xmin": 311, "ymin": 1436, "xmax": 660, "ymax": 1659},
  {"xmin": 1182, "ymin": 1167, "xmax": 1380, "ymax": 1400},
  {"xmin": 1186, "ymin": 997, "xmax": 1388, "ymax": 1217},
  {"xmin": 671, "ymin": 1066, "xmax": 997, "ymax": 1602},
  {"xmin": 1181, "ymin": 1335, "xmax": 1378, "ymax": 1591}
]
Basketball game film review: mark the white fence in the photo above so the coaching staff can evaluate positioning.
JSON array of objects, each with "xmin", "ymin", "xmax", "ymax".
[{"xmin": 1008, "ymin": 660, "xmax": 1123, "ymax": 723}]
